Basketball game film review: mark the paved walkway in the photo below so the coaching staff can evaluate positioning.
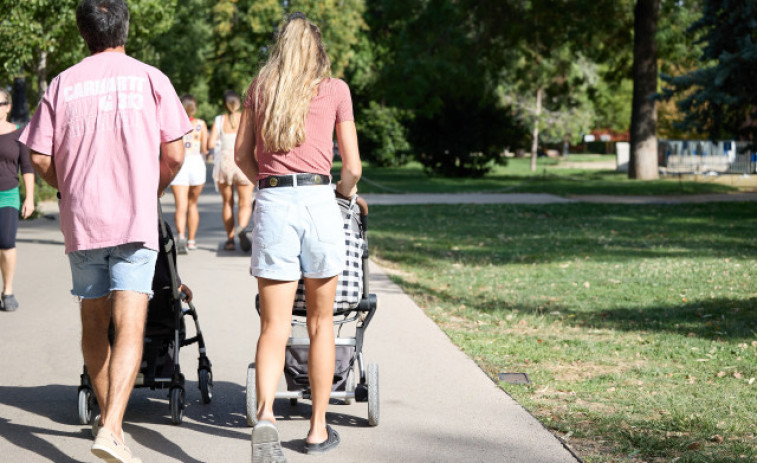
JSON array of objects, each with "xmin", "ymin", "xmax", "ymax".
[{"xmin": 0, "ymin": 189, "xmax": 580, "ymax": 463}]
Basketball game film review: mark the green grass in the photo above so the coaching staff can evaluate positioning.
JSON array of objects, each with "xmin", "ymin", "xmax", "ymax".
[
  {"xmin": 333, "ymin": 157, "xmax": 739, "ymax": 196},
  {"xmin": 369, "ymin": 202, "xmax": 757, "ymax": 463}
]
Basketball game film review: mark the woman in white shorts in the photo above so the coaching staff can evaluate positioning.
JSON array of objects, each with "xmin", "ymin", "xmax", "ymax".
[
  {"xmin": 170, "ymin": 94, "xmax": 207, "ymax": 253},
  {"xmin": 235, "ymin": 12, "xmax": 362, "ymax": 462}
]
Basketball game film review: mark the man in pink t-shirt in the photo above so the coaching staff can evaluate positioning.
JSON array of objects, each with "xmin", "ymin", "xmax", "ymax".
[{"xmin": 19, "ymin": 1, "xmax": 190, "ymax": 462}]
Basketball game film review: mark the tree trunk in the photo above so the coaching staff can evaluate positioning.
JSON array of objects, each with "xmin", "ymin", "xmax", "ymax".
[
  {"xmin": 530, "ymin": 86, "xmax": 543, "ymax": 172},
  {"xmin": 629, "ymin": 0, "xmax": 660, "ymax": 180},
  {"xmin": 36, "ymin": 51, "xmax": 48, "ymax": 99},
  {"xmin": 10, "ymin": 76, "xmax": 30, "ymax": 124}
]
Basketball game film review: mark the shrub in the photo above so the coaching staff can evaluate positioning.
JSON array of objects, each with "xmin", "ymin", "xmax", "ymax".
[
  {"xmin": 356, "ymin": 101, "xmax": 412, "ymax": 167},
  {"xmin": 410, "ymin": 96, "xmax": 522, "ymax": 177}
]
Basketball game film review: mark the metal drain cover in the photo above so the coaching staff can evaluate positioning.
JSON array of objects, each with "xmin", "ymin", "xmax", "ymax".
[{"xmin": 498, "ymin": 373, "xmax": 531, "ymax": 385}]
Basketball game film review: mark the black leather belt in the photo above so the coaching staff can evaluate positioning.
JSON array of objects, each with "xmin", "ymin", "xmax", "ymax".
[{"xmin": 258, "ymin": 173, "xmax": 330, "ymax": 189}]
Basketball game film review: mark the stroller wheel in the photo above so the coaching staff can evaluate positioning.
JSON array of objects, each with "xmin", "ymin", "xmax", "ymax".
[
  {"xmin": 78, "ymin": 388, "xmax": 95, "ymax": 425},
  {"xmin": 198, "ymin": 368, "xmax": 213, "ymax": 404},
  {"xmin": 245, "ymin": 363, "xmax": 258, "ymax": 427},
  {"xmin": 169, "ymin": 387, "xmax": 185, "ymax": 425},
  {"xmin": 367, "ymin": 363, "xmax": 379, "ymax": 426}
]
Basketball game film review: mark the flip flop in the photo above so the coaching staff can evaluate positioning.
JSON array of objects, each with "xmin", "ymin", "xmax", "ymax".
[
  {"xmin": 238, "ymin": 229, "xmax": 252, "ymax": 253},
  {"xmin": 223, "ymin": 238, "xmax": 235, "ymax": 251},
  {"xmin": 304, "ymin": 425, "xmax": 340, "ymax": 455}
]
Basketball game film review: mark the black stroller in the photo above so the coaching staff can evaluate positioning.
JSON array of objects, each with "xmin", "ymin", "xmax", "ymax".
[
  {"xmin": 245, "ymin": 195, "xmax": 380, "ymax": 427},
  {"xmin": 77, "ymin": 205, "xmax": 213, "ymax": 427}
]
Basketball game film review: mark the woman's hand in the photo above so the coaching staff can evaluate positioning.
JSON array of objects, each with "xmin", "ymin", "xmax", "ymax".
[
  {"xmin": 335, "ymin": 180, "xmax": 357, "ymax": 199},
  {"xmin": 21, "ymin": 198, "xmax": 35, "ymax": 219}
]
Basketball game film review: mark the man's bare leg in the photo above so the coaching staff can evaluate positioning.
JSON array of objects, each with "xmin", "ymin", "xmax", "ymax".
[
  {"xmin": 81, "ymin": 296, "xmax": 112, "ymax": 422},
  {"xmin": 99, "ymin": 290, "xmax": 148, "ymax": 441}
]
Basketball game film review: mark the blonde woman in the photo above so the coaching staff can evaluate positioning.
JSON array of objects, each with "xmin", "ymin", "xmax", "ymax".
[
  {"xmin": 208, "ymin": 90, "xmax": 253, "ymax": 251},
  {"xmin": 235, "ymin": 12, "xmax": 361, "ymax": 462},
  {"xmin": 170, "ymin": 94, "xmax": 208, "ymax": 253}
]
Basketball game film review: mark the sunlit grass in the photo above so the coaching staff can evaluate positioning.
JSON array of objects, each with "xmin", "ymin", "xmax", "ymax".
[{"xmin": 370, "ymin": 202, "xmax": 757, "ymax": 463}]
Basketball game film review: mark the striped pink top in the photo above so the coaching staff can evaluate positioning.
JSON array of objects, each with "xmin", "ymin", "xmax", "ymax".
[{"xmin": 244, "ymin": 78, "xmax": 354, "ymax": 181}]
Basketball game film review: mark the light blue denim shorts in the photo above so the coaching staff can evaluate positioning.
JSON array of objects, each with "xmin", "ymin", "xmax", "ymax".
[
  {"xmin": 250, "ymin": 184, "xmax": 345, "ymax": 281},
  {"xmin": 68, "ymin": 243, "xmax": 158, "ymax": 299}
]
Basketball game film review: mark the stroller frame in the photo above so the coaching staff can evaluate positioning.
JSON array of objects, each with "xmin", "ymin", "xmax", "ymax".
[
  {"xmin": 77, "ymin": 204, "xmax": 212, "ymax": 427},
  {"xmin": 246, "ymin": 196, "xmax": 380, "ymax": 427}
]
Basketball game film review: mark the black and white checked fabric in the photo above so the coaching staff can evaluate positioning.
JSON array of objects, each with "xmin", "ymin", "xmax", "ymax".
[{"xmin": 294, "ymin": 196, "xmax": 364, "ymax": 312}]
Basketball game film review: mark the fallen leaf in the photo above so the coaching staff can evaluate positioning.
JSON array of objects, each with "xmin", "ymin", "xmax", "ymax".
[
  {"xmin": 607, "ymin": 387, "xmax": 616, "ymax": 392},
  {"xmin": 717, "ymin": 371, "xmax": 726, "ymax": 378},
  {"xmin": 734, "ymin": 371, "xmax": 743, "ymax": 379},
  {"xmin": 583, "ymin": 281, "xmax": 591, "ymax": 288},
  {"xmin": 687, "ymin": 441, "xmax": 701, "ymax": 450},
  {"xmin": 710, "ymin": 435, "xmax": 724, "ymax": 444}
]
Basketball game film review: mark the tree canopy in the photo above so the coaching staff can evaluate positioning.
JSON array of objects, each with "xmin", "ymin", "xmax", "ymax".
[
  {"xmin": 0, "ymin": 0, "xmax": 726, "ymax": 177},
  {"xmin": 663, "ymin": 0, "xmax": 757, "ymax": 143}
]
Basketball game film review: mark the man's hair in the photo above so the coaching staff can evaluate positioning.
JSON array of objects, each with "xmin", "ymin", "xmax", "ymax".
[{"xmin": 76, "ymin": 0, "xmax": 130, "ymax": 53}]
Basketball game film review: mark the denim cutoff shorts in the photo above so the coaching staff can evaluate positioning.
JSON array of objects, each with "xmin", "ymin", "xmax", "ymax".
[
  {"xmin": 250, "ymin": 183, "xmax": 345, "ymax": 281},
  {"xmin": 68, "ymin": 243, "xmax": 158, "ymax": 299}
]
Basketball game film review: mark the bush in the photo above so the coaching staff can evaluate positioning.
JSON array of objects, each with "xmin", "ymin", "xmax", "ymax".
[
  {"xmin": 409, "ymin": 97, "xmax": 522, "ymax": 177},
  {"xmin": 356, "ymin": 101, "xmax": 412, "ymax": 167}
]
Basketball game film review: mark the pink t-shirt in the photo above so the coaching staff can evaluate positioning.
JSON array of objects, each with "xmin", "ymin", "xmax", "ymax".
[
  {"xmin": 19, "ymin": 52, "xmax": 192, "ymax": 253},
  {"xmin": 244, "ymin": 78, "xmax": 354, "ymax": 180}
]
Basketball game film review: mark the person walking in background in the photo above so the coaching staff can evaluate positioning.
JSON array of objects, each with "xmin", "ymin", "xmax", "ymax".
[
  {"xmin": 235, "ymin": 12, "xmax": 362, "ymax": 462},
  {"xmin": 0, "ymin": 88, "xmax": 35, "ymax": 312},
  {"xmin": 19, "ymin": 1, "xmax": 190, "ymax": 462},
  {"xmin": 171, "ymin": 94, "xmax": 208, "ymax": 254},
  {"xmin": 208, "ymin": 89, "xmax": 253, "ymax": 252}
]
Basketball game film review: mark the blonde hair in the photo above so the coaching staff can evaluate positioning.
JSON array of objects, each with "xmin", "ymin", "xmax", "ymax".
[
  {"xmin": 181, "ymin": 94, "xmax": 197, "ymax": 117},
  {"xmin": 252, "ymin": 13, "xmax": 331, "ymax": 152}
]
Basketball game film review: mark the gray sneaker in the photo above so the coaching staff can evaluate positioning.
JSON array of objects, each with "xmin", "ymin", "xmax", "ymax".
[
  {"xmin": 252, "ymin": 420, "xmax": 287, "ymax": 463},
  {"xmin": 2, "ymin": 294, "xmax": 18, "ymax": 311},
  {"xmin": 176, "ymin": 238, "xmax": 188, "ymax": 255}
]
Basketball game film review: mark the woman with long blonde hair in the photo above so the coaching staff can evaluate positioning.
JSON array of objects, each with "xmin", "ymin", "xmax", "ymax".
[{"xmin": 235, "ymin": 12, "xmax": 361, "ymax": 462}]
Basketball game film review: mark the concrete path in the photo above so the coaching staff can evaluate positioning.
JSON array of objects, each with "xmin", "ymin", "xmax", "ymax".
[{"xmin": 0, "ymin": 188, "xmax": 580, "ymax": 463}]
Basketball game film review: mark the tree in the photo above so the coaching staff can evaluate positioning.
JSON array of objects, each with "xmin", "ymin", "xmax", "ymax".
[
  {"xmin": 662, "ymin": 0, "xmax": 757, "ymax": 143},
  {"xmin": 0, "ymin": 0, "xmax": 81, "ymax": 98},
  {"xmin": 0, "ymin": 0, "xmax": 178, "ymax": 103},
  {"xmin": 364, "ymin": 0, "xmax": 522, "ymax": 176},
  {"xmin": 629, "ymin": 0, "xmax": 660, "ymax": 180}
]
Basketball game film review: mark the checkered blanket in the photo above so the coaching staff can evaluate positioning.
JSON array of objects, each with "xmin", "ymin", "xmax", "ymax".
[{"xmin": 294, "ymin": 196, "xmax": 364, "ymax": 311}]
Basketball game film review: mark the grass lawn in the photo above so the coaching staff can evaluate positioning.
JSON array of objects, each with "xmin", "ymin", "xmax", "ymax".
[
  {"xmin": 339, "ymin": 157, "xmax": 742, "ymax": 196},
  {"xmin": 369, "ymin": 202, "xmax": 757, "ymax": 463}
]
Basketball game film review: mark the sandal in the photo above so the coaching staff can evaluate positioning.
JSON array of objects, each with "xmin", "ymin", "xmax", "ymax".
[
  {"xmin": 223, "ymin": 238, "xmax": 235, "ymax": 251},
  {"xmin": 304, "ymin": 425, "xmax": 340, "ymax": 455},
  {"xmin": 187, "ymin": 240, "xmax": 197, "ymax": 251}
]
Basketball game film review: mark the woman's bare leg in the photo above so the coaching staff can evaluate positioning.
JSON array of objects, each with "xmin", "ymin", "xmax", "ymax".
[
  {"xmin": 255, "ymin": 277, "xmax": 297, "ymax": 423},
  {"xmin": 303, "ymin": 276, "xmax": 337, "ymax": 444}
]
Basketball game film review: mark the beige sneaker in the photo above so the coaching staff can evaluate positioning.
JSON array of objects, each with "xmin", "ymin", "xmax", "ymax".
[{"xmin": 91, "ymin": 428, "xmax": 141, "ymax": 463}]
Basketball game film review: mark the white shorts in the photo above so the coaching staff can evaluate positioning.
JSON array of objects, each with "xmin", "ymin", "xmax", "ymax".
[
  {"xmin": 250, "ymin": 184, "xmax": 345, "ymax": 281},
  {"xmin": 171, "ymin": 153, "xmax": 206, "ymax": 186}
]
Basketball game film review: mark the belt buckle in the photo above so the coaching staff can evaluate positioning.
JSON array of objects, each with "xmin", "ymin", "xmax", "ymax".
[
  {"xmin": 313, "ymin": 174, "xmax": 322, "ymax": 184},
  {"xmin": 269, "ymin": 177, "xmax": 279, "ymax": 187}
]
